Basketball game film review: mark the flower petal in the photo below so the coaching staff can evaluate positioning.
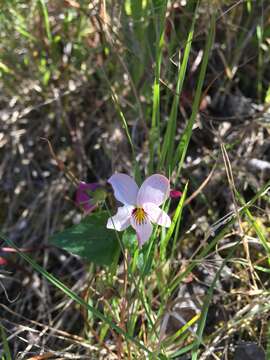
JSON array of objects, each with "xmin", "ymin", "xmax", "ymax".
[
  {"xmin": 143, "ymin": 203, "xmax": 171, "ymax": 227},
  {"xmin": 107, "ymin": 206, "xmax": 132, "ymax": 231},
  {"xmin": 137, "ymin": 174, "xmax": 170, "ymax": 206},
  {"xmin": 130, "ymin": 216, "xmax": 153, "ymax": 247},
  {"xmin": 77, "ymin": 181, "xmax": 100, "ymax": 193},
  {"xmin": 108, "ymin": 174, "xmax": 139, "ymax": 206},
  {"xmin": 76, "ymin": 181, "xmax": 100, "ymax": 213}
]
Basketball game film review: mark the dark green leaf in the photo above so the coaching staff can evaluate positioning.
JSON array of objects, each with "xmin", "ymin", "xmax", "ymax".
[{"xmin": 50, "ymin": 211, "xmax": 120, "ymax": 266}]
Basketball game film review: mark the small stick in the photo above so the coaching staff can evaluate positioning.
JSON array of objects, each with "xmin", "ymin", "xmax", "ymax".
[{"xmin": 40, "ymin": 137, "xmax": 79, "ymax": 186}]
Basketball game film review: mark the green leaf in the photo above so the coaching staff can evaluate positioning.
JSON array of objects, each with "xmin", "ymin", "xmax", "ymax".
[{"xmin": 50, "ymin": 211, "xmax": 120, "ymax": 266}]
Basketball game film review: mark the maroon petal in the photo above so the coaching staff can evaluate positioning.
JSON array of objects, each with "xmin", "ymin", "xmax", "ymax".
[
  {"xmin": 170, "ymin": 190, "xmax": 182, "ymax": 199},
  {"xmin": 0, "ymin": 256, "xmax": 8, "ymax": 266}
]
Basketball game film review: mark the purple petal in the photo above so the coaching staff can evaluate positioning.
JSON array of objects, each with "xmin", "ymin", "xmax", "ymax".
[
  {"xmin": 137, "ymin": 174, "xmax": 170, "ymax": 206},
  {"xmin": 107, "ymin": 206, "xmax": 132, "ymax": 231},
  {"xmin": 77, "ymin": 182, "xmax": 100, "ymax": 192},
  {"xmin": 143, "ymin": 203, "xmax": 171, "ymax": 227},
  {"xmin": 130, "ymin": 216, "xmax": 153, "ymax": 247},
  {"xmin": 108, "ymin": 173, "xmax": 139, "ymax": 206},
  {"xmin": 76, "ymin": 181, "xmax": 99, "ymax": 213}
]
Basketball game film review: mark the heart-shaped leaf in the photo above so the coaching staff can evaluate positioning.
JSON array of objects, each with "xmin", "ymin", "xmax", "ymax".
[{"xmin": 50, "ymin": 211, "xmax": 120, "ymax": 266}]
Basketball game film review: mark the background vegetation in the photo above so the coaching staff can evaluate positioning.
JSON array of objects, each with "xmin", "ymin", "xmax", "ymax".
[{"xmin": 0, "ymin": 0, "xmax": 270, "ymax": 359}]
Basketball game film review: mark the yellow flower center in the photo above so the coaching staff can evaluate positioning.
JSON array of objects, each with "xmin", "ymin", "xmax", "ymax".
[{"xmin": 132, "ymin": 207, "xmax": 147, "ymax": 225}]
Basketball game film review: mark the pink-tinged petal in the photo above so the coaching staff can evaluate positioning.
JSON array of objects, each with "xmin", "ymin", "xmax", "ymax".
[
  {"xmin": 130, "ymin": 216, "xmax": 153, "ymax": 247},
  {"xmin": 137, "ymin": 174, "xmax": 170, "ymax": 206},
  {"xmin": 83, "ymin": 204, "xmax": 98, "ymax": 214},
  {"xmin": 143, "ymin": 203, "xmax": 171, "ymax": 227},
  {"xmin": 107, "ymin": 206, "xmax": 132, "ymax": 231},
  {"xmin": 108, "ymin": 173, "xmax": 139, "ymax": 206},
  {"xmin": 170, "ymin": 190, "xmax": 182, "ymax": 199}
]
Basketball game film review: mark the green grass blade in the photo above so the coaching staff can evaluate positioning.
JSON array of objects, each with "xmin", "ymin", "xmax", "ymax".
[
  {"xmin": 161, "ymin": 312, "xmax": 200, "ymax": 348},
  {"xmin": 38, "ymin": 0, "xmax": 52, "ymax": 43},
  {"xmin": 173, "ymin": 13, "xmax": 216, "ymax": 181},
  {"xmin": 15, "ymin": 25, "xmax": 37, "ymax": 42},
  {"xmin": 160, "ymin": 3, "xmax": 197, "ymax": 172},
  {"xmin": 148, "ymin": 0, "xmax": 167, "ymax": 174},
  {"xmin": 170, "ymin": 341, "xmax": 197, "ymax": 358},
  {"xmin": 236, "ymin": 190, "xmax": 270, "ymax": 256},
  {"xmin": 256, "ymin": 23, "xmax": 263, "ymax": 101},
  {"xmin": 160, "ymin": 181, "xmax": 188, "ymax": 260},
  {"xmin": 9, "ymin": 8, "xmax": 37, "ymax": 42},
  {"xmin": 0, "ymin": 323, "xmax": 12, "ymax": 360}
]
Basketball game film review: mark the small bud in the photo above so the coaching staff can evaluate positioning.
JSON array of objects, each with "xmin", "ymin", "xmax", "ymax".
[
  {"xmin": 170, "ymin": 190, "xmax": 182, "ymax": 199},
  {"xmin": 0, "ymin": 257, "xmax": 8, "ymax": 266}
]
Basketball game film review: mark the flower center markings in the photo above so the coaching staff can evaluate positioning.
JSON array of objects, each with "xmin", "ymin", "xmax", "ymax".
[{"xmin": 132, "ymin": 207, "xmax": 147, "ymax": 225}]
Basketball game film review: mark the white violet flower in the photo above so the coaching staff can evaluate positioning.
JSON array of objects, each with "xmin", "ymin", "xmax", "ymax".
[{"xmin": 107, "ymin": 173, "xmax": 171, "ymax": 247}]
